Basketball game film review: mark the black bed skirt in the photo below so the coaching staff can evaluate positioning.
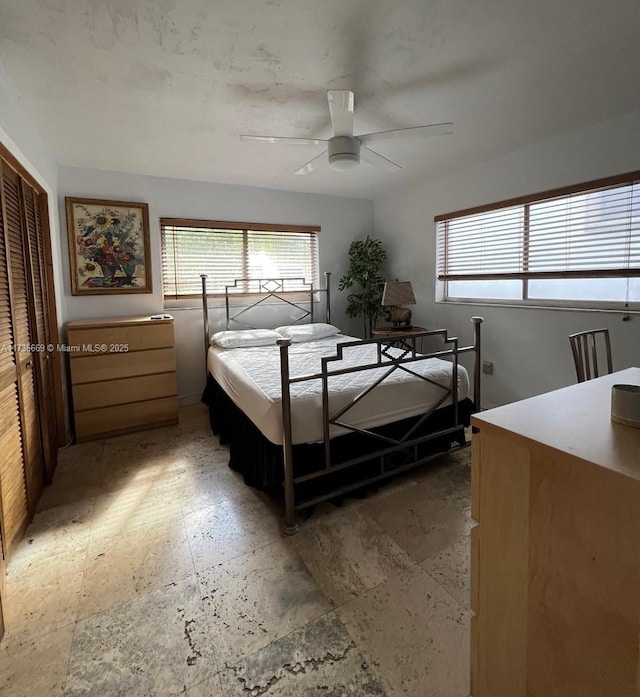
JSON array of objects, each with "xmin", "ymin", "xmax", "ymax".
[{"xmin": 201, "ymin": 374, "xmax": 474, "ymax": 503}]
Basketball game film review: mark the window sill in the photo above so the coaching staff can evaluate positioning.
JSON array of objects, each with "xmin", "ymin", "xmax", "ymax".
[{"xmin": 437, "ymin": 298, "xmax": 640, "ymax": 315}]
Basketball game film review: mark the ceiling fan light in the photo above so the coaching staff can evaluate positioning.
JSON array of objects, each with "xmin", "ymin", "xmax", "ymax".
[
  {"xmin": 329, "ymin": 153, "xmax": 360, "ymax": 171},
  {"xmin": 327, "ymin": 136, "xmax": 361, "ymax": 172}
]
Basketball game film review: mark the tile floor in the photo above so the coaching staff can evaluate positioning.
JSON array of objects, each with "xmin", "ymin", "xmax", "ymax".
[{"xmin": 0, "ymin": 404, "xmax": 472, "ymax": 697}]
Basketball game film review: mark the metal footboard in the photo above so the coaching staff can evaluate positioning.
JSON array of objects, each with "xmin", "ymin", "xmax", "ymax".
[{"xmin": 278, "ymin": 319, "xmax": 483, "ymax": 534}]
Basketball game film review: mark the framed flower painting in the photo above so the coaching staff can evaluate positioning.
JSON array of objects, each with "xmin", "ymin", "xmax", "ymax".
[{"xmin": 66, "ymin": 197, "xmax": 152, "ymax": 295}]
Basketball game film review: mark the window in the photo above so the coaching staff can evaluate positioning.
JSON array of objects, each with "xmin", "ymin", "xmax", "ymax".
[
  {"xmin": 161, "ymin": 219, "xmax": 319, "ymax": 301},
  {"xmin": 436, "ymin": 172, "xmax": 640, "ymax": 309}
]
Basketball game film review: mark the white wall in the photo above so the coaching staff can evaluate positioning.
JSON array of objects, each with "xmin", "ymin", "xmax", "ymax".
[
  {"xmin": 0, "ymin": 66, "xmax": 73, "ymax": 435},
  {"xmin": 0, "ymin": 66, "xmax": 65, "ymax": 323},
  {"xmin": 58, "ymin": 166, "xmax": 374, "ymax": 402},
  {"xmin": 375, "ymin": 110, "xmax": 640, "ymax": 408}
]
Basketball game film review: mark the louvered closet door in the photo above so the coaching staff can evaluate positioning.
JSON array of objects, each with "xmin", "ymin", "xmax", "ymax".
[
  {"xmin": 0, "ymin": 165, "xmax": 29, "ymax": 559},
  {"xmin": 2, "ymin": 163, "xmax": 44, "ymax": 516},
  {"xmin": 0, "ymin": 524, "xmax": 4, "ymax": 639},
  {"xmin": 22, "ymin": 180, "xmax": 56, "ymax": 480}
]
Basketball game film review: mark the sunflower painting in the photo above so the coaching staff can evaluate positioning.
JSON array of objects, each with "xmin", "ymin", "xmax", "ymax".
[{"xmin": 66, "ymin": 197, "xmax": 152, "ymax": 295}]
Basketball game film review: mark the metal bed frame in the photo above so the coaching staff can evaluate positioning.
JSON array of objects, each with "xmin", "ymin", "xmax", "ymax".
[{"xmin": 201, "ymin": 272, "xmax": 483, "ymax": 534}]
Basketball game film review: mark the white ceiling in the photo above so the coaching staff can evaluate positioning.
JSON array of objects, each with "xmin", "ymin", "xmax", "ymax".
[{"xmin": 1, "ymin": 0, "xmax": 639, "ymax": 199}]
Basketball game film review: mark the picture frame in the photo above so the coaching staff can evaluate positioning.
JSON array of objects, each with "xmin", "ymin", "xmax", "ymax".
[{"xmin": 65, "ymin": 197, "xmax": 152, "ymax": 295}]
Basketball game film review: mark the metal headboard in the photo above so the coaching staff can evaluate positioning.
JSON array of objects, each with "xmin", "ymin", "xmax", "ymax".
[{"xmin": 201, "ymin": 272, "xmax": 332, "ymax": 371}]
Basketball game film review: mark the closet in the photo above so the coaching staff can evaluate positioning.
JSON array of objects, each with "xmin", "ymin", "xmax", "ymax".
[{"xmin": 0, "ymin": 145, "xmax": 63, "ymax": 639}]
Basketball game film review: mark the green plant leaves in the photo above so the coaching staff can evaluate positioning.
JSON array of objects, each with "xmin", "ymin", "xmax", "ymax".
[{"xmin": 338, "ymin": 235, "xmax": 387, "ymax": 337}]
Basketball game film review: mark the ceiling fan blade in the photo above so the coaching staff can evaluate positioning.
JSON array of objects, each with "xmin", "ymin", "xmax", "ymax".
[
  {"xmin": 360, "ymin": 146, "xmax": 401, "ymax": 172},
  {"xmin": 327, "ymin": 90, "xmax": 355, "ymax": 137},
  {"xmin": 240, "ymin": 135, "xmax": 327, "ymax": 145},
  {"xmin": 295, "ymin": 150, "xmax": 327, "ymax": 176},
  {"xmin": 358, "ymin": 122, "xmax": 454, "ymax": 145}
]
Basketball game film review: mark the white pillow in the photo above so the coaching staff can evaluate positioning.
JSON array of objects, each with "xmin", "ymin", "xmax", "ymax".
[
  {"xmin": 275, "ymin": 323, "xmax": 341, "ymax": 343},
  {"xmin": 211, "ymin": 329, "xmax": 283, "ymax": 348}
]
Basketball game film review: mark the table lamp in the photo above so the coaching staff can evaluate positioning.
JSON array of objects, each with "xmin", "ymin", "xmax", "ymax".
[{"xmin": 382, "ymin": 280, "xmax": 416, "ymax": 329}]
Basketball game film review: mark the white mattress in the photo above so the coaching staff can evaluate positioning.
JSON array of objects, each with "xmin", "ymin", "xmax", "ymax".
[{"xmin": 207, "ymin": 335, "xmax": 469, "ymax": 445}]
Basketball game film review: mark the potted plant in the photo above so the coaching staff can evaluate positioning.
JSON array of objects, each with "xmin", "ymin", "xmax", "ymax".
[{"xmin": 338, "ymin": 236, "xmax": 387, "ymax": 338}]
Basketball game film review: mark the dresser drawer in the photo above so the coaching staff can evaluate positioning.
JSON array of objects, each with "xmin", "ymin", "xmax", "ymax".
[
  {"xmin": 74, "ymin": 397, "xmax": 178, "ymax": 442},
  {"xmin": 70, "ymin": 348, "xmax": 176, "ymax": 384},
  {"xmin": 72, "ymin": 372, "xmax": 177, "ymax": 411},
  {"xmin": 67, "ymin": 322, "xmax": 174, "ymax": 356}
]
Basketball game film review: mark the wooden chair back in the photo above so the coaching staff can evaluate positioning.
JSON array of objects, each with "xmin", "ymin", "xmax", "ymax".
[{"xmin": 568, "ymin": 328, "xmax": 613, "ymax": 383}]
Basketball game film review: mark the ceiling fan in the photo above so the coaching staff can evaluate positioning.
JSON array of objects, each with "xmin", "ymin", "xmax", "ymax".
[{"xmin": 240, "ymin": 90, "xmax": 453, "ymax": 175}]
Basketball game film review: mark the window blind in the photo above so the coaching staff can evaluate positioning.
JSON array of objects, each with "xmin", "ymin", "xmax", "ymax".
[
  {"xmin": 437, "ymin": 177, "xmax": 640, "ymax": 282},
  {"xmin": 161, "ymin": 219, "xmax": 319, "ymax": 299}
]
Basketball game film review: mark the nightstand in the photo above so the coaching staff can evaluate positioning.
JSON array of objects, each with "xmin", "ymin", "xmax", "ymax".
[{"xmin": 371, "ymin": 326, "xmax": 428, "ymax": 352}]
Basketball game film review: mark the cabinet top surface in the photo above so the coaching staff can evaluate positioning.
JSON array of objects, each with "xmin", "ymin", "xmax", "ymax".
[
  {"xmin": 472, "ymin": 368, "xmax": 640, "ymax": 480},
  {"xmin": 67, "ymin": 316, "xmax": 173, "ymax": 329}
]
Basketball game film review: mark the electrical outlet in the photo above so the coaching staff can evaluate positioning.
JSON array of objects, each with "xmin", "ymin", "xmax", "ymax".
[{"xmin": 482, "ymin": 360, "xmax": 494, "ymax": 375}]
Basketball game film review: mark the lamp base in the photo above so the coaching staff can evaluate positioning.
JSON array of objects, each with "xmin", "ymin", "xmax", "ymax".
[{"xmin": 384, "ymin": 306, "xmax": 413, "ymax": 329}]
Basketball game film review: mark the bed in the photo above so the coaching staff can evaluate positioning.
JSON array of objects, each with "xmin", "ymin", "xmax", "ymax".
[{"xmin": 200, "ymin": 273, "xmax": 483, "ymax": 533}]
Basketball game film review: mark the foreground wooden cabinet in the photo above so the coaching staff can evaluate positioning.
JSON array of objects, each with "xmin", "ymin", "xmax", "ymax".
[
  {"xmin": 67, "ymin": 316, "xmax": 178, "ymax": 442},
  {"xmin": 470, "ymin": 368, "xmax": 640, "ymax": 697}
]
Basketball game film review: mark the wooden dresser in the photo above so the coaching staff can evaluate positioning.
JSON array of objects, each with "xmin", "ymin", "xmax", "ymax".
[
  {"xmin": 67, "ymin": 316, "xmax": 178, "ymax": 442},
  {"xmin": 470, "ymin": 368, "xmax": 640, "ymax": 697}
]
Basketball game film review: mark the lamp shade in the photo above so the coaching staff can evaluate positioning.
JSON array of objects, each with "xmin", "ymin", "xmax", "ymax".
[{"xmin": 382, "ymin": 281, "xmax": 416, "ymax": 306}]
